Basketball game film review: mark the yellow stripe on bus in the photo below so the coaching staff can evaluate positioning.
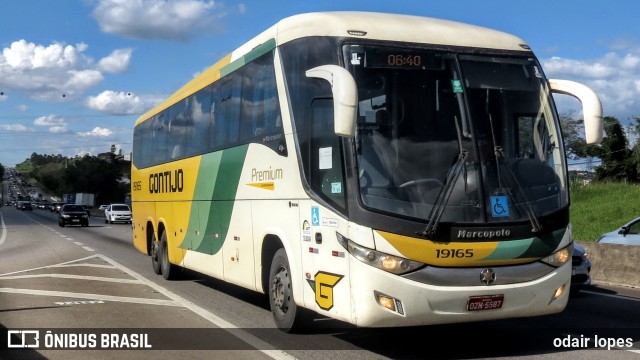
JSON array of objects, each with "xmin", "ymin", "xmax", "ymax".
[{"xmin": 375, "ymin": 230, "xmax": 537, "ymax": 267}]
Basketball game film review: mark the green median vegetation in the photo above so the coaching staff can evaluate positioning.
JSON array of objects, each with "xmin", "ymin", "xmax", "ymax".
[{"xmin": 570, "ymin": 181, "xmax": 640, "ymax": 242}]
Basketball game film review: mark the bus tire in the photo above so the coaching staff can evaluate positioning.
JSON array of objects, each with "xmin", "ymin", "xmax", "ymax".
[
  {"xmin": 150, "ymin": 232, "xmax": 161, "ymax": 275},
  {"xmin": 159, "ymin": 230, "xmax": 177, "ymax": 280},
  {"xmin": 269, "ymin": 248, "xmax": 308, "ymax": 332}
]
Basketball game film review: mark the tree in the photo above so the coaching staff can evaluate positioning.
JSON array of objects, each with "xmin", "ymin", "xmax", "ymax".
[
  {"xmin": 17, "ymin": 152, "xmax": 130, "ymax": 204},
  {"xmin": 593, "ymin": 116, "xmax": 638, "ymax": 182},
  {"xmin": 559, "ymin": 111, "xmax": 601, "ymax": 160}
]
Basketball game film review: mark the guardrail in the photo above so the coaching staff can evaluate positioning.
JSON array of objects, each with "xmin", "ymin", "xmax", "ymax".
[{"xmin": 579, "ymin": 242, "xmax": 640, "ymax": 288}]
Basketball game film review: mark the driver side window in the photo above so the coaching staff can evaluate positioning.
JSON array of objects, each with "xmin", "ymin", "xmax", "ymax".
[{"xmin": 309, "ymin": 99, "xmax": 346, "ymax": 211}]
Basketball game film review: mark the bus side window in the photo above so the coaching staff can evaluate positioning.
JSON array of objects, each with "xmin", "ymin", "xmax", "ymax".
[{"xmin": 187, "ymin": 87, "xmax": 212, "ymax": 157}]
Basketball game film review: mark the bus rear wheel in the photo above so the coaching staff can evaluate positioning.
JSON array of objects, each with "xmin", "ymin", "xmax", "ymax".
[
  {"xmin": 269, "ymin": 248, "xmax": 308, "ymax": 332},
  {"xmin": 150, "ymin": 232, "xmax": 161, "ymax": 275},
  {"xmin": 159, "ymin": 230, "xmax": 177, "ymax": 280}
]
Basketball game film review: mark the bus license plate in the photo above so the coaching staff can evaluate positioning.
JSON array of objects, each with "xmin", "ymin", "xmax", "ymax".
[{"xmin": 466, "ymin": 294, "xmax": 504, "ymax": 311}]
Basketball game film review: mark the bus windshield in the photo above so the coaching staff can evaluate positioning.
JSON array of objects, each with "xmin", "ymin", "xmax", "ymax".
[{"xmin": 346, "ymin": 45, "xmax": 567, "ymax": 227}]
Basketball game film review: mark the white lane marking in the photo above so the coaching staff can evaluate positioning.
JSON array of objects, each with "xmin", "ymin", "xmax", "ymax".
[
  {"xmin": 83, "ymin": 246, "xmax": 95, "ymax": 252},
  {"xmin": 97, "ymin": 254, "xmax": 296, "ymax": 360},
  {"xmin": 0, "ymin": 253, "xmax": 296, "ymax": 359},
  {"xmin": 51, "ymin": 263, "xmax": 112, "ymax": 269},
  {"xmin": 0, "ymin": 213, "xmax": 6, "ymax": 246},
  {"xmin": 0, "ymin": 273, "xmax": 143, "ymax": 284},
  {"xmin": 0, "ymin": 254, "xmax": 117, "ymax": 276},
  {"xmin": 0, "ymin": 287, "xmax": 180, "ymax": 307}
]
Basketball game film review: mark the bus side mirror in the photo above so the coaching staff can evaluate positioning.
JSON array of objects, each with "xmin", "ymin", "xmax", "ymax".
[
  {"xmin": 306, "ymin": 65, "xmax": 357, "ymax": 137},
  {"xmin": 549, "ymin": 79, "xmax": 604, "ymax": 144}
]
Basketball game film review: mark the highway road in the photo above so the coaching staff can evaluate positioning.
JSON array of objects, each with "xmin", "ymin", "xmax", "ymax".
[{"xmin": 1, "ymin": 206, "xmax": 639, "ymax": 360}]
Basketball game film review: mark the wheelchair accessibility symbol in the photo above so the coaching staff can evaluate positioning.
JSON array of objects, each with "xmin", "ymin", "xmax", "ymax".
[
  {"xmin": 490, "ymin": 196, "xmax": 510, "ymax": 218},
  {"xmin": 311, "ymin": 206, "xmax": 320, "ymax": 226}
]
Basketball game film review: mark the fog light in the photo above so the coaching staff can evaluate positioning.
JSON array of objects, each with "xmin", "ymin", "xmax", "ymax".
[
  {"xmin": 374, "ymin": 291, "xmax": 404, "ymax": 315},
  {"xmin": 550, "ymin": 284, "xmax": 565, "ymax": 303}
]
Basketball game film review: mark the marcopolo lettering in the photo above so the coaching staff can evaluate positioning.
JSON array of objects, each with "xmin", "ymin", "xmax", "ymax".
[
  {"xmin": 149, "ymin": 169, "xmax": 184, "ymax": 193},
  {"xmin": 457, "ymin": 228, "xmax": 511, "ymax": 239}
]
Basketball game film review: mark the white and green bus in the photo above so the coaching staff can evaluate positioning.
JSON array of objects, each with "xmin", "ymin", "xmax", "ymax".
[{"xmin": 131, "ymin": 11, "xmax": 603, "ymax": 332}]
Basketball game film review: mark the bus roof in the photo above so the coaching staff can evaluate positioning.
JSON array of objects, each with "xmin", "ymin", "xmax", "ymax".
[{"xmin": 135, "ymin": 11, "xmax": 530, "ymax": 126}]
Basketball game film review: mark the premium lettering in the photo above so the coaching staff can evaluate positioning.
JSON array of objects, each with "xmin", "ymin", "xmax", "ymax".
[
  {"xmin": 149, "ymin": 169, "xmax": 184, "ymax": 193},
  {"xmin": 251, "ymin": 167, "xmax": 283, "ymax": 182}
]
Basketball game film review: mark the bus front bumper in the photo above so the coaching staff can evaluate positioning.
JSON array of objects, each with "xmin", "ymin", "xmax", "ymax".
[{"xmin": 346, "ymin": 260, "xmax": 571, "ymax": 328}]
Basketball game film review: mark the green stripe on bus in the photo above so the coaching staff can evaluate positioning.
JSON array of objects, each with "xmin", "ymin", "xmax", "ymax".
[
  {"xmin": 184, "ymin": 145, "xmax": 249, "ymax": 255},
  {"xmin": 220, "ymin": 38, "xmax": 276, "ymax": 77},
  {"xmin": 481, "ymin": 227, "xmax": 565, "ymax": 260}
]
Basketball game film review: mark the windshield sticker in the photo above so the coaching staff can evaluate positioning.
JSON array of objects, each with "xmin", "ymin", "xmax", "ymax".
[
  {"xmin": 319, "ymin": 147, "xmax": 332, "ymax": 169},
  {"xmin": 534, "ymin": 66, "xmax": 542, "ymax": 78},
  {"xmin": 322, "ymin": 217, "xmax": 339, "ymax": 227},
  {"xmin": 350, "ymin": 52, "xmax": 362, "ymax": 65},
  {"xmin": 490, "ymin": 195, "xmax": 510, "ymax": 217},
  {"xmin": 302, "ymin": 220, "xmax": 311, "ymax": 242},
  {"xmin": 331, "ymin": 182, "xmax": 342, "ymax": 194},
  {"xmin": 451, "ymin": 79, "xmax": 464, "ymax": 93}
]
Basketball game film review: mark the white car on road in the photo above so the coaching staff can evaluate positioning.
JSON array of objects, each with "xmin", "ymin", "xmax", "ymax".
[{"xmin": 104, "ymin": 203, "xmax": 132, "ymax": 224}]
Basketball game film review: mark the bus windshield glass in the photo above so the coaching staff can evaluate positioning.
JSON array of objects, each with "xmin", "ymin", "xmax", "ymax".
[{"xmin": 345, "ymin": 44, "xmax": 567, "ymax": 226}]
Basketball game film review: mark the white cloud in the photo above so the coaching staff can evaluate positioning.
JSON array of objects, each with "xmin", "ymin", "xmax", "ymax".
[
  {"xmin": 33, "ymin": 115, "xmax": 68, "ymax": 133},
  {"xmin": 0, "ymin": 40, "xmax": 104, "ymax": 101},
  {"xmin": 86, "ymin": 90, "xmax": 155, "ymax": 115},
  {"xmin": 542, "ymin": 45, "xmax": 640, "ymax": 120},
  {"xmin": 0, "ymin": 124, "xmax": 30, "ymax": 132},
  {"xmin": 92, "ymin": 0, "xmax": 225, "ymax": 41},
  {"xmin": 2, "ymin": 40, "xmax": 90, "ymax": 70},
  {"xmin": 98, "ymin": 48, "xmax": 133, "ymax": 73},
  {"xmin": 79, "ymin": 127, "xmax": 114, "ymax": 137},
  {"xmin": 34, "ymin": 115, "xmax": 64, "ymax": 127},
  {"xmin": 64, "ymin": 69, "xmax": 104, "ymax": 91},
  {"xmin": 49, "ymin": 125, "xmax": 69, "ymax": 133}
]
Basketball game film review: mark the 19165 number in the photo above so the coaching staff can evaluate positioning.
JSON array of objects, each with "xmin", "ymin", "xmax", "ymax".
[{"xmin": 435, "ymin": 249, "xmax": 474, "ymax": 258}]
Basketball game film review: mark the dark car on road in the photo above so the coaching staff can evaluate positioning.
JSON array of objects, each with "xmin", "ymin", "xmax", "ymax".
[
  {"xmin": 16, "ymin": 201, "xmax": 33, "ymax": 211},
  {"xmin": 58, "ymin": 204, "xmax": 89, "ymax": 227},
  {"xmin": 571, "ymin": 242, "xmax": 591, "ymax": 294},
  {"xmin": 50, "ymin": 202, "xmax": 65, "ymax": 212}
]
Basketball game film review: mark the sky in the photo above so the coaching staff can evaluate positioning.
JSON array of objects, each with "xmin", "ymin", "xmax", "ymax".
[{"xmin": 1, "ymin": 0, "xmax": 639, "ymax": 168}]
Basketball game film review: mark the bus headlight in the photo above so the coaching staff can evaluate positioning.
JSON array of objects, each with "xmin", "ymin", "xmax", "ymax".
[
  {"xmin": 336, "ymin": 232, "xmax": 424, "ymax": 275},
  {"xmin": 540, "ymin": 243, "xmax": 573, "ymax": 267}
]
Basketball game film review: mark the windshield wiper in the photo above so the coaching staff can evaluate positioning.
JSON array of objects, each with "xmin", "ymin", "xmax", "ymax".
[
  {"xmin": 421, "ymin": 116, "xmax": 469, "ymax": 236},
  {"xmin": 486, "ymin": 109, "xmax": 542, "ymax": 233}
]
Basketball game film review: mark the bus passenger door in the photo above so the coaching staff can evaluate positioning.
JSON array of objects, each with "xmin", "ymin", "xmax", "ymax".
[
  {"xmin": 299, "ymin": 201, "xmax": 351, "ymax": 323},
  {"xmin": 299, "ymin": 97, "xmax": 352, "ymax": 322}
]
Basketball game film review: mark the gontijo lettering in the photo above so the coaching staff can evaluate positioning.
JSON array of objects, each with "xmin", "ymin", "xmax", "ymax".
[{"xmin": 149, "ymin": 169, "xmax": 184, "ymax": 193}]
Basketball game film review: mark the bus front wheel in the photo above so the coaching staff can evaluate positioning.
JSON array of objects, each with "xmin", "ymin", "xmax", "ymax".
[{"xmin": 269, "ymin": 248, "xmax": 308, "ymax": 332}]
